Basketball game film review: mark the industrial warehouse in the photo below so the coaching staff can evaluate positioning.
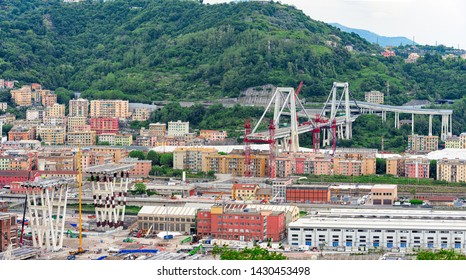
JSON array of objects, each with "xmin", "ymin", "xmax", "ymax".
[{"xmin": 288, "ymin": 208, "xmax": 466, "ymax": 252}]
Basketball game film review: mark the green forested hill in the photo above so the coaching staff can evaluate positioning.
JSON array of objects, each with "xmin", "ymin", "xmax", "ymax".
[{"xmin": 0, "ymin": 0, "xmax": 465, "ymax": 106}]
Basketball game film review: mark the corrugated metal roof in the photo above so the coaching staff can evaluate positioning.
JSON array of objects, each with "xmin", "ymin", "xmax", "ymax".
[{"xmin": 138, "ymin": 206, "xmax": 197, "ymax": 216}]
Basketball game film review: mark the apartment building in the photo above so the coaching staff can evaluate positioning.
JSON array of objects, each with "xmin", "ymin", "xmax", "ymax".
[
  {"xmin": 148, "ymin": 122, "xmax": 166, "ymax": 137},
  {"xmin": 90, "ymin": 117, "xmax": 119, "ymax": 134},
  {"xmin": 45, "ymin": 103, "xmax": 65, "ymax": 118},
  {"xmin": 41, "ymin": 91, "xmax": 57, "ymax": 107},
  {"xmin": 90, "ymin": 100, "xmax": 129, "ymax": 119},
  {"xmin": 408, "ymin": 134, "xmax": 439, "ymax": 152},
  {"xmin": 0, "ymin": 103, "xmax": 7, "ymax": 111},
  {"xmin": 8, "ymin": 126, "xmax": 36, "ymax": 141},
  {"xmin": 203, "ymin": 151, "xmax": 268, "ymax": 177},
  {"xmin": 232, "ymin": 183, "xmax": 259, "ymax": 200},
  {"xmin": 69, "ymin": 98, "xmax": 89, "ymax": 117},
  {"xmin": 131, "ymin": 108, "xmax": 150, "ymax": 121},
  {"xmin": 97, "ymin": 133, "xmax": 132, "ymax": 146},
  {"xmin": 437, "ymin": 159, "xmax": 466, "ymax": 182},
  {"xmin": 333, "ymin": 149, "xmax": 377, "ymax": 175},
  {"xmin": 405, "ymin": 158, "xmax": 430, "ymax": 179},
  {"xmin": 364, "ymin": 90, "xmax": 384, "ymax": 104},
  {"xmin": 10, "ymin": 85, "xmax": 32, "ymax": 106},
  {"xmin": 386, "ymin": 157, "xmax": 405, "ymax": 177},
  {"xmin": 26, "ymin": 109, "xmax": 44, "ymax": 122},
  {"xmin": 445, "ymin": 136, "xmax": 461, "ymax": 149},
  {"xmin": 67, "ymin": 131, "xmax": 97, "ymax": 146},
  {"xmin": 90, "ymin": 147, "xmax": 127, "ymax": 163},
  {"xmin": 119, "ymin": 157, "xmax": 151, "ymax": 177},
  {"xmin": 37, "ymin": 125, "xmax": 66, "ymax": 145},
  {"xmin": 461, "ymin": 133, "xmax": 466, "ymax": 149},
  {"xmin": 135, "ymin": 136, "xmax": 158, "ymax": 147},
  {"xmin": 199, "ymin": 130, "xmax": 228, "ymax": 142},
  {"xmin": 173, "ymin": 147, "xmax": 217, "ymax": 172},
  {"xmin": 67, "ymin": 116, "xmax": 88, "ymax": 132},
  {"xmin": 167, "ymin": 120, "xmax": 189, "ymax": 137}
]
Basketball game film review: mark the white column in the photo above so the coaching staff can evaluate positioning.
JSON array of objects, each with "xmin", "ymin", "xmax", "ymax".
[
  {"xmin": 411, "ymin": 113, "xmax": 415, "ymax": 135},
  {"xmin": 429, "ymin": 115, "xmax": 433, "ymax": 136},
  {"xmin": 344, "ymin": 83, "xmax": 351, "ymax": 140}
]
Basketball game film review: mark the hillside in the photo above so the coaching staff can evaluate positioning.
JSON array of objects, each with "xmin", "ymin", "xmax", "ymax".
[
  {"xmin": 330, "ymin": 23, "xmax": 414, "ymax": 47},
  {"xmin": 0, "ymin": 0, "xmax": 465, "ymax": 111}
]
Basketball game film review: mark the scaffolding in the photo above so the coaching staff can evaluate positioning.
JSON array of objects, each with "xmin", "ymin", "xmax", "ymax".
[
  {"xmin": 21, "ymin": 178, "xmax": 75, "ymax": 252},
  {"xmin": 86, "ymin": 163, "xmax": 135, "ymax": 231}
]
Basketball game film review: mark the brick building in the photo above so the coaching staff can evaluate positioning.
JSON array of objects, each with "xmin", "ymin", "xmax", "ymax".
[
  {"xmin": 285, "ymin": 185, "xmax": 329, "ymax": 203},
  {"xmin": 0, "ymin": 212, "xmax": 18, "ymax": 252},
  {"xmin": 197, "ymin": 205, "xmax": 286, "ymax": 242}
]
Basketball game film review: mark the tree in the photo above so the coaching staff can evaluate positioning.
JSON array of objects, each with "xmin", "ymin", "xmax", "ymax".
[
  {"xmin": 429, "ymin": 160, "xmax": 437, "ymax": 179},
  {"xmin": 146, "ymin": 150, "xmax": 160, "ymax": 166},
  {"xmin": 128, "ymin": 150, "xmax": 146, "ymax": 161},
  {"xmin": 134, "ymin": 182, "xmax": 146, "ymax": 194},
  {"xmin": 160, "ymin": 153, "xmax": 173, "ymax": 167},
  {"xmin": 212, "ymin": 245, "xmax": 287, "ymax": 260},
  {"xmin": 376, "ymin": 158, "xmax": 386, "ymax": 175},
  {"xmin": 417, "ymin": 249, "xmax": 466, "ymax": 260}
]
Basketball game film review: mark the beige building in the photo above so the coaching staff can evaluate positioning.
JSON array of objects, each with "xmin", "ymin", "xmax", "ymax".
[
  {"xmin": 45, "ymin": 103, "xmax": 66, "ymax": 118},
  {"xmin": 41, "ymin": 91, "xmax": 57, "ymax": 107},
  {"xmin": 200, "ymin": 130, "xmax": 228, "ymax": 142},
  {"xmin": 386, "ymin": 157, "xmax": 405, "ymax": 177},
  {"xmin": 137, "ymin": 206, "xmax": 197, "ymax": 234},
  {"xmin": 148, "ymin": 123, "xmax": 166, "ymax": 137},
  {"xmin": 11, "ymin": 85, "xmax": 32, "ymax": 106},
  {"xmin": 445, "ymin": 136, "xmax": 461, "ymax": 149},
  {"xmin": 370, "ymin": 185, "xmax": 398, "ymax": 205},
  {"xmin": 26, "ymin": 109, "xmax": 44, "ymax": 122},
  {"xmin": 204, "ymin": 151, "xmax": 268, "ymax": 177},
  {"xmin": 461, "ymin": 133, "xmax": 466, "ymax": 149},
  {"xmin": 131, "ymin": 108, "xmax": 150, "ymax": 121},
  {"xmin": 173, "ymin": 147, "xmax": 217, "ymax": 172},
  {"xmin": 333, "ymin": 149, "xmax": 377, "ymax": 176},
  {"xmin": 67, "ymin": 116, "xmax": 88, "ymax": 132},
  {"xmin": 437, "ymin": 159, "xmax": 466, "ymax": 182},
  {"xmin": 37, "ymin": 125, "xmax": 66, "ymax": 145},
  {"xmin": 168, "ymin": 120, "xmax": 189, "ymax": 137},
  {"xmin": 69, "ymin": 98, "xmax": 89, "ymax": 117},
  {"xmin": 0, "ymin": 102, "xmax": 7, "ymax": 111},
  {"xmin": 90, "ymin": 100, "xmax": 129, "ymax": 119},
  {"xmin": 365, "ymin": 90, "xmax": 384, "ymax": 104},
  {"xmin": 115, "ymin": 134, "xmax": 133, "ymax": 146},
  {"xmin": 67, "ymin": 131, "xmax": 96, "ymax": 146},
  {"xmin": 408, "ymin": 134, "xmax": 439, "ymax": 152}
]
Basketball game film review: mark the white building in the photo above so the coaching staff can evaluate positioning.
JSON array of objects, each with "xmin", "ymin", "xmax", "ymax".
[
  {"xmin": 168, "ymin": 120, "xmax": 189, "ymax": 137},
  {"xmin": 288, "ymin": 208, "xmax": 466, "ymax": 252}
]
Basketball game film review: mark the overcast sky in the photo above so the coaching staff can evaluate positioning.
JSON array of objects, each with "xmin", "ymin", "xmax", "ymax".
[{"xmin": 204, "ymin": 0, "xmax": 466, "ymax": 49}]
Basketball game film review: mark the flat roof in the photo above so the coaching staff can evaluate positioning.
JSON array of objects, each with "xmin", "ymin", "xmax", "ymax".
[{"xmin": 289, "ymin": 216, "xmax": 466, "ymax": 231}]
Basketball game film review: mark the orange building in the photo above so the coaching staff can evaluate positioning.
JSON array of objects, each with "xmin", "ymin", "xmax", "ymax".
[{"xmin": 119, "ymin": 158, "xmax": 152, "ymax": 177}]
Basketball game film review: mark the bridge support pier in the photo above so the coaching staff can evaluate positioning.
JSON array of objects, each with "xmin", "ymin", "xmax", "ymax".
[
  {"xmin": 429, "ymin": 115, "xmax": 433, "ymax": 136},
  {"xmin": 382, "ymin": 111, "xmax": 386, "ymax": 123},
  {"xmin": 412, "ymin": 113, "xmax": 415, "ymax": 135},
  {"xmin": 322, "ymin": 128, "xmax": 331, "ymax": 147},
  {"xmin": 394, "ymin": 112, "xmax": 400, "ymax": 129},
  {"xmin": 441, "ymin": 114, "xmax": 451, "ymax": 141}
]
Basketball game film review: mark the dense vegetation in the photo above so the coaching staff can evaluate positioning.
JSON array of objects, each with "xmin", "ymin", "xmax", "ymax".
[
  {"xmin": 212, "ymin": 244, "xmax": 287, "ymax": 260},
  {"xmin": 1, "ymin": 0, "xmax": 465, "ymax": 105},
  {"xmin": 417, "ymin": 249, "xmax": 466, "ymax": 260}
]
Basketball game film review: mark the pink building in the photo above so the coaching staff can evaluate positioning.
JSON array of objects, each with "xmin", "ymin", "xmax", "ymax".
[
  {"xmin": 405, "ymin": 159, "xmax": 430, "ymax": 178},
  {"xmin": 90, "ymin": 117, "xmax": 119, "ymax": 134},
  {"xmin": 199, "ymin": 130, "xmax": 227, "ymax": 142}
]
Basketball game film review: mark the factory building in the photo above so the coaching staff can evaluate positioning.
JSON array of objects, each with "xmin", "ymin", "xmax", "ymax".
[{"xmin": 288, "ymin": 208, "xmax": 466, "ymax": 252}]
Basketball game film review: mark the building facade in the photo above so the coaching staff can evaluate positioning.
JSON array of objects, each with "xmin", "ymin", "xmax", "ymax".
[
  {"xmin": 69, "ymin": 98, "xmax": 89, "ymax": 117},
  {"xmin": 37, "ymin": 125, "xmax": 66, "ymax": 145},
  {"xmin": 167, "ymin": 120, "xmax": 189, "ymax": 137},
  {"xmin": 288, "ymin": 208, "xmax": 466, "ymax": 252},
  {"xmin": 90, "ymin": 117, "xmax": 119, "ymax": 134},
  {"xmin": 90, "ymin": 100, "xmax": 129, "ymax": 119},
  {"xmin": 173, "ymin": 147, "xmax": 217, "ymax": 172},
  {"xmin": 365, "ymin": 90, "xmax": 384, "ymax": 104},
  {"xmin": 437, "ymin": 159, "xmax": 466, "ymax": 182},
  {"xmin": 67, "ymin": 131, "xmax": 97, "ymax": 146}
]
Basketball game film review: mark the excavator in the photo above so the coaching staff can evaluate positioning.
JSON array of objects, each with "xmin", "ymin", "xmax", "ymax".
[{"xmin": 189, "ymin": 244, "xmax": 204, "ymax": 255}]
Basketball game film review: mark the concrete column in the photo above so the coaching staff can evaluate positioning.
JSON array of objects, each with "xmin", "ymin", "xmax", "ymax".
[
  {"xmin": 411, "ymin": 113, "xmax": 415, "ymax": 135},
  {"xmin": 382, "ymin": 111, "xmax": 386, "ymax": 123},
  {"xmin": 441, "ymin": 115, "xmax": 447, "ymax": 141},
  {"xmin": 449, "ymin": 114, "xmax": 453, "ymax": 137},
  {"xmin": 429, "ymin": 115, "xmax": 433, "ymax": 136}
]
